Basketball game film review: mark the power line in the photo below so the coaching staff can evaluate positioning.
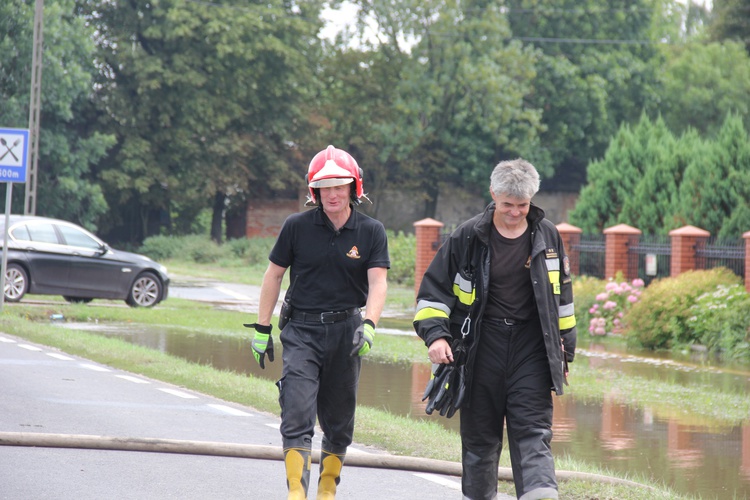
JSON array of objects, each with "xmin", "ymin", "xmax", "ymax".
[{"xmin": 512, "ymin": 37, "xmax": 654, "ymax": 45}]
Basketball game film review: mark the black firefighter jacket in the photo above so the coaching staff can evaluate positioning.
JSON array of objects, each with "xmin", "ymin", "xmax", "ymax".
[{"xmin": 413, "ymin": 202, "xmax": 577, "ymax": 398}]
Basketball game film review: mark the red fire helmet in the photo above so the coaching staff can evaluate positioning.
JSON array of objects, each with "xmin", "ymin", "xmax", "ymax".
[{"xmin": 305, "ymin": 145, "xmax": 364, "ymax": 204}]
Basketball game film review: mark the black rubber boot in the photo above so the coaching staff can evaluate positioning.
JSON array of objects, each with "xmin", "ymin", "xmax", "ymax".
[
  {"xmin": 283, "ymin": 436, "xmax": 312, "ymax": 500},
  {"xmin": 317, "ymin": 440, "xmax": 346, "ymax": 499}
]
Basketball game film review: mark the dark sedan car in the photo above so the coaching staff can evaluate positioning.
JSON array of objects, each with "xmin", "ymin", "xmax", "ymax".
[{"xmin": 1, "ymin": 215, "xmax": 169, "ymax": 307}]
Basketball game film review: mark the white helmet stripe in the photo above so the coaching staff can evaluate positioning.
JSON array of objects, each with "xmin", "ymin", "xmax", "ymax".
[{"xmin": 309, "ymin": 160, "xmax": 353, "ymax": 184}]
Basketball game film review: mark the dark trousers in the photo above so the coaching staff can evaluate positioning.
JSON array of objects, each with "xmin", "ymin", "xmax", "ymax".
[
  {"xmin": 277, "ymin": 314, "xmax": 361, "ymax": 455},
  {"xmin": 459, "ymin": 318, "xmax": 557, "ymax": 500}
]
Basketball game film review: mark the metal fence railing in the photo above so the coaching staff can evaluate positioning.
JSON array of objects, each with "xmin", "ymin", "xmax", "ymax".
[
  {"xmin": 696, "ymin": 237, "xmax": 746, "ymax": 280},
  {"xmin": 629, "ymin": 234, "xmax": 672, "ymax": 285},
  {"xmin": 574, "ymin": 235, "xmax": 605, "ymax": 279},
  {"xmin": 437, "ymin": 230, "xmax": 746, "ymax": 284}
]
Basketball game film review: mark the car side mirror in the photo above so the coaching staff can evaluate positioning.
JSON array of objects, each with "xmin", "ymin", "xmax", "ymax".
[{"xmin": 98, "ymin": 243, "xmax": 110, "ymax": 256}]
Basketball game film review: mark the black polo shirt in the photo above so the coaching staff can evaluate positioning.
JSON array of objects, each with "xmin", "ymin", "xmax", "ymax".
[{"xmin": 269, "ymin": 206, "xmax": 390, "ymax": 312}]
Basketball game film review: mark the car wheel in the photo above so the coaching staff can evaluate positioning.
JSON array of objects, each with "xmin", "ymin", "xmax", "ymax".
[
  {"xmin": 4, "ymin": 264, "xmax": 29, "ymax": 302},
  {"xmin": 63, "ymin": 296, "xmax": 93, "ymax": 304},
  {"xmin": 126, "ymin": 272, "xmax": 162, "ymax": 308}
]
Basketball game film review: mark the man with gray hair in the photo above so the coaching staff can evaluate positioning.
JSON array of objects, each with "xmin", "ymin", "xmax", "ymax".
[{"xmin": 414, "ymin": 158, "xmax": 577, "ymax": 499}]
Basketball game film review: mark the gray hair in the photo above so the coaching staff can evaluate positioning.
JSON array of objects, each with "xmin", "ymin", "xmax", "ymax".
[{"xmin": 489, "ymin": 158, "xmax": 540, "ymax": 199}]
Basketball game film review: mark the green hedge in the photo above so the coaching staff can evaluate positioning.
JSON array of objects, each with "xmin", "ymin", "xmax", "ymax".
[{"xmin": 139, "ymin": 233, "xmax": 415, "ymax": 284}]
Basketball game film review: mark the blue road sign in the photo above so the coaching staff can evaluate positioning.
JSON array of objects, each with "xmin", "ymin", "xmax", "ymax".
[{"xmin": 0, "ymin": 128, "xmax": 29, "ymax": 183}]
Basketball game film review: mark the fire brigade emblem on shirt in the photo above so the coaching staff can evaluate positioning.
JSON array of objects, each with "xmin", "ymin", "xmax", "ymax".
[
  {"xmin": 346, "ymin": 246, "xmax": 361, "ymax": 259},
  {"xmin": 563, "ymin": 255, "xmax": 571, "ymax": 276}
]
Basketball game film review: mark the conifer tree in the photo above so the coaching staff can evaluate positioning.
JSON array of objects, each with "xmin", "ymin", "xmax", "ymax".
[
  {"xmin": 620, "ymin": 116, "xmax": 680, "ymax": 234},
  {"xmin": 569, "ymin": 119, "xmax": 646, "ymax": 233},
  {"xmin": 677, "ymin": 114, "xmax": 743, "ymax": 235}
]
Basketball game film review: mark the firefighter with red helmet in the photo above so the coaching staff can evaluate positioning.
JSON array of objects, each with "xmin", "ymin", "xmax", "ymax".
[{"xmin": 246, "ymin": 145, "xmax": 390, "ymax": 499}]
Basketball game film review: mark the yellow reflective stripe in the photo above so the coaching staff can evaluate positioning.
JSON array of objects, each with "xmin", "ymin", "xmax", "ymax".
[
  {"xmin": 559, "ymin": 315, "xmax": 576, "ymax": 330},
  {"xmin": 546, "ymin": 258, "xmax": 560, "ymax": 294},
  {"xmin": 452, "ymin": 283, "xmax": 475, "ymax": 306},
  {"xmin": 452, "ymin": 272, "xmax": 475, "ymax": 306},
  {"xmin": 414, "ymin": 306, "xmax": 449, "ymax": 322},
  {"xmin": 548, "ymin": 270, "xmax": 560, "ymax": 294}
]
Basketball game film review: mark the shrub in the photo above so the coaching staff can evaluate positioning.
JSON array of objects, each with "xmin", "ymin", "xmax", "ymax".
[
  {"xmin": 139, "ymin": 235, "xmax": 228, "ymax": 263},
  {"xmin": 626, "ymin": 268, "xmax": 741, "ymax": 350},
  {"xmin": 687, "ymin": 284, "xmax": 750, "ymax": 359},
  {"xmin": 246, "ymin": 237, "xmax": 276, "ymax": 266},
  {"xmin": 225, "ymin": 236, "xmax": 276, "ymax": 265},
  {"xmin": 181, "ymin": 235, "xmax": 227, "ymax": 263},
  {"xmin": 386, "ymin": 230, "xmax": 416, "ymax": 286},
  {"xmin": 139, "ymin": 235, "xmax": 183, "ymax": 261},
  {"xmin": 587, "ymin": 274, "xmax": 645, "ymax": 336},
  {"xmin": 572, "ymin": 275, "xmax": 607, "ymax": 336}
]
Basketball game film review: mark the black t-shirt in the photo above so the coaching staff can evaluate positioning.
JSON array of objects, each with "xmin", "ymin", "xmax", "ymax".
[
  {"xmin": 483, "ymin": 222, "xmax": 536, "ymax": 321},
  {"xmin": 269, "ymin": 206, "xmax": 390, "ymax": 312}
]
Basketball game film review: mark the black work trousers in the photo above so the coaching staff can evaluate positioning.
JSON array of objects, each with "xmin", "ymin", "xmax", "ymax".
[
  {"xmin": 459, "ymin": 317, "xmax": 557, "ymax": 500},
  {"xmin": 277, "ymin": 313, "xmax": 361, "ymax": 455}
]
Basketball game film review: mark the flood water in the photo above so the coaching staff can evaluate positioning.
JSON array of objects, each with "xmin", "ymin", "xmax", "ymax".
[{"xmin": 63, "ymin": 321, "xmax": 750, "ymax": 499}]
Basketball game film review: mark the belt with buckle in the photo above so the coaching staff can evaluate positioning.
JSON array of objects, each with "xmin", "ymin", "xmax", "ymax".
[
  {"xmin": 485, "ymin": 317, "xmax": 527, "ymax": 326},
  {"xmin": 290, "ymin": 307, "xmax": 361, "ymax": 324}
]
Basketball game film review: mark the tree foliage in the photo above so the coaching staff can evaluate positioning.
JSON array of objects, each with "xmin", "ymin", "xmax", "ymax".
[
  {"xmin": 709, "ymin": 0, "xmax": 750, "ymax": 54},
  {"xmin": 77, "ymin": 0, "xmax": 325, "ymax": 242},
  {"xmin": 569, "ymin": 120, "xmax": 647, "ymax": 233},
  {"xmin": 4, "ymin": 0, "xmax": 750, "ymax": 244},
  {"xmin": 571, "ymin": 113, "xmax": 750, "ymax": 237},
  {"xmin": 505, "ymin": 0, "xmax": 662, "ymax": 190},
  {"xmin": 619, "ymin": 116, "xmax": 682, "ymax": 234},
  {"xmin": 329, "ymin": 0, "xmax": 545, "ymax": 218},
  {"xmin": 657, "ymin": 41, "xmax": 750, "ymax": 137},
  {"xmin": 0, "ymin": 0, "xmax": 113, "ymax": 230}
]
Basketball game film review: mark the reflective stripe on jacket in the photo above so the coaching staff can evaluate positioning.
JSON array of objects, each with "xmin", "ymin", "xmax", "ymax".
[{"xmin": 413, "ymin": 202, "xmax": 577, "ymax": 397}]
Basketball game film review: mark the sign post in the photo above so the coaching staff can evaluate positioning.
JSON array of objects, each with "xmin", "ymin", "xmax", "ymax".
[{"xmin": 0, "ymin": 128, "xmax": 30, "ymax": 311}]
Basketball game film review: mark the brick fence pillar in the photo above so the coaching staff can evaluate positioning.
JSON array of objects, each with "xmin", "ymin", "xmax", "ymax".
[
  {"xmin": 743, "ymin": 231, "xmax": 750, "ymax": 293},
  {"xmin": 603, "ymin": 224, "xmax": 641, "ymax": 281},
  {"xmin": 413, "ymin": 218, "xmax": 444, "ymax": 298},
  {"xmin": 669, "ymin": 225, "xmax": 710, "ymax": 277},
  {"xmin": 556, "ymin": 222, "xmax": 583, "ymax": 276}
]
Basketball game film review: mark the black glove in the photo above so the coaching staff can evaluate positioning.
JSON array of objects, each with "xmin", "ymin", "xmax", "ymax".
[
  {"xmin": 422, "ymin": 339, "xmax": 467, "ymax": 418},
  {"xmin": 243, "ymin": 323, "xmax": 274, "ymax": 369}
]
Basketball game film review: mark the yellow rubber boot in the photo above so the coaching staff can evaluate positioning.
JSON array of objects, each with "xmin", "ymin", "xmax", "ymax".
[
  {"xmin": 316, "ymin": 450, "xmax": 345, "ymax": 500},
  {"xmin": 284, "ymin": 446, "xmax": 311, "ymax": 500}
]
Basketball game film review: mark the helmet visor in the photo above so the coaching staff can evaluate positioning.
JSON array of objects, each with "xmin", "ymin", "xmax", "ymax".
[{"xmin": 309, "ymin": 177, "xmax": 354, "ymax": 189}]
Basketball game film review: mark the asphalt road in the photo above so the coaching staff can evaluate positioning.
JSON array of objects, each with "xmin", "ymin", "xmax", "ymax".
[
  {"xmin": 168, "ymin": 278, "xmax": 267, "ymax": 313},
  {"xmin": 0, "ymin": 321, "xmax": 511, "ymax": 499}
]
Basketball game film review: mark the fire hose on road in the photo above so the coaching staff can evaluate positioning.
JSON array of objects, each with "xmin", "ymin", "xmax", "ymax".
[{"xmin": 0, "ymin": 431, "xmax": 653, "ymax": 491}]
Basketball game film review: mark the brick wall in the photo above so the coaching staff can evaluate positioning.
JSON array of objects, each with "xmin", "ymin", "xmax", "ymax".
[
  {"xmin": 246, "ymin": 187, "xmax": 578, "ymax": 239},
  {"xmin": 245, "ymin": 197, "xmax": 303, "ymax": 238}
]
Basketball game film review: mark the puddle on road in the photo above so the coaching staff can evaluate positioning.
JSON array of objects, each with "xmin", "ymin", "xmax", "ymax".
[{"xmin": 59, "ymin": 321, "xmax": 750, "ymax": 499}]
